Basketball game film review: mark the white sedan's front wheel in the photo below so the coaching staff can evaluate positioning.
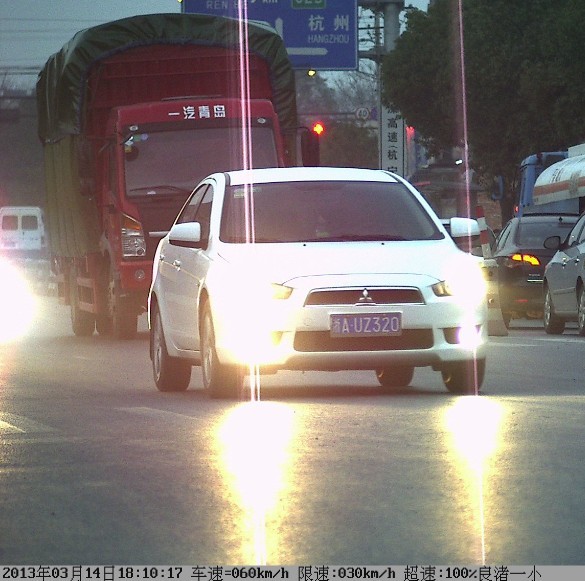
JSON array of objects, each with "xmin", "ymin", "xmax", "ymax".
[
  {"xmin": 441, "ymin": 358, "xmax": 485, "ymax": 395},
  {"xmin": 152, "ymin": 305, "xmax": 191, "ymax": 392},
  {"xmin": 375, "ymin": 366, "xmax": 414, "ymax": 391},
  {"xmin": 201, "ymin": 303, "xmax": 244, "ymax": 399}
]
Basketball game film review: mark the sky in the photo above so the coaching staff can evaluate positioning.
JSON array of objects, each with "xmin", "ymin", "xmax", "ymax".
[{"xmin": 0, "ymin": 0, "xmax": 429, "ymax": 84}]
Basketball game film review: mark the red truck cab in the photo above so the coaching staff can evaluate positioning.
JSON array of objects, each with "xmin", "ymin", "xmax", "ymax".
[{"xmin": 103, "ymin": 96, "xmax": 287, "ymax": 300}]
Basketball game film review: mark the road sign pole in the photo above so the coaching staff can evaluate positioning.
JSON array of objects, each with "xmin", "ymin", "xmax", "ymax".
[{"xmin": 377, "ymin": 1, "xmax": 407, "ymax": 175}]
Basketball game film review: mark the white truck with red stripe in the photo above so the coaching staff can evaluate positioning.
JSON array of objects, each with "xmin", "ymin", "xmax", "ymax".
[{"xmin": 533, "ymin": 143, "xmax": 585, "ymax": 211}]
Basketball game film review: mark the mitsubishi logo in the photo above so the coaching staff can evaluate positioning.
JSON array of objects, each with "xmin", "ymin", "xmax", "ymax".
[{"xmin": 358, "ymin": 288, "xmax": 375, "ymax": 304}]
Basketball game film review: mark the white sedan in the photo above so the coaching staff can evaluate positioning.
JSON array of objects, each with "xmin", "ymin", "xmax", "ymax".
[{"xmin": 148, "ymin": 167, "xmax": 487, "ymax": 398}]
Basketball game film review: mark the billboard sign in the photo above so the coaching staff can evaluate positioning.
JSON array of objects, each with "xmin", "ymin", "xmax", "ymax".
[
  {"xmin": 181, "ymin": 0, "xmax": 358, "ymax": 70},
  {"xmin": 380, "ymin": 106, "xmax": 406, "ymax": 177}
]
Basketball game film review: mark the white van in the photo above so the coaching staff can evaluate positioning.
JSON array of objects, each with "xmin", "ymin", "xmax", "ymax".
[{"xmin": 0, "ymin": 206, "xmax": 47, "ymax": 257}]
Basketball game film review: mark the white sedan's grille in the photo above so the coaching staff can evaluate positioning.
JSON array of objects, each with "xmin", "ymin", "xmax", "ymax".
[{"xmin": 305, "ymin": 287, "xmax": 424, "ymax": 306}]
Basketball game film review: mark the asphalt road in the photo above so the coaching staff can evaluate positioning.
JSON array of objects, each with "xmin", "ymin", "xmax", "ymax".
[{"xmin": 0, "ymin": 296, "xmax": 584, "ymax": 565}]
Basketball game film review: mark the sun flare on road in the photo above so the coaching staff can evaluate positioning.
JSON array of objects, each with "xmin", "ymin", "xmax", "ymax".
[
  {"xmin": 444, "ymin": 397, "xmax": 504, "ymax": 564},
  {"xmin": 216, "ymin": 401, "xmax": 297, "ymax": 564},
  {"xmin": 0, "ymin": 259, "xmax": 38, "ymax": 344}
]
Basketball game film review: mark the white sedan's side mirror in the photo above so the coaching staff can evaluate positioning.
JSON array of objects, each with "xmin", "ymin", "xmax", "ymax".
[
  {"xmin": 449, "ymin": 217, "xmax": 480, "ymax": 238},
  {"xmin": 168, "ymin": 222, "xmax": 202, "ymax": 248},
  {"xmin": 447, "ymin": 217, "xmax": 482, "ymax": 254}
]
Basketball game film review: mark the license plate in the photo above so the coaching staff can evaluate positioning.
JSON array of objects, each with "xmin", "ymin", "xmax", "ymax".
[{"xmin": 330, "ymin": 313, "xmax": 402, "ymax": 337}]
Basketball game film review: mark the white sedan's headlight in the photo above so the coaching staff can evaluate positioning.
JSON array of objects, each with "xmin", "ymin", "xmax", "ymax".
[
  {"xmin": 218, "ymin": 291, "xmax": 291, "ymax": 363},
  {"xmin": 209, "ymin": 271, "xmax": 294, "ymax": 364},
  {"xmin": 432, "ymin": 256, "xmax": 487, "ymax": 306},
  {"xmin": 227, "ymin": 280, "xmax": 293, "ymax": 324},
  {"xmin": 261, "ymin": 282, "xmax": 293, "ymax": 301},
  {"xmin": 215, "ymin": 263, "xmax": 293, "ymax": 305}
]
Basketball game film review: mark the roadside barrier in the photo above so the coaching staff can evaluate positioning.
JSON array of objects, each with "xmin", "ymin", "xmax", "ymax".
[{"xmin": 477, "ymin": 206, "xmax": 508, "ymax": 336}]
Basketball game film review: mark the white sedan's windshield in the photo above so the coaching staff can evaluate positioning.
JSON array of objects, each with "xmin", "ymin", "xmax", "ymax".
[{"xmin": 220, "ymin": 181, "xmax": 444, "ymax": 243}]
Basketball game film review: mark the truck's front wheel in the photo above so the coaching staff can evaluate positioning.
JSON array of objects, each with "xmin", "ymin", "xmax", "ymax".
[{"xmin": 101, "ymin": 266, "xmax": 138, "ymax": 339}]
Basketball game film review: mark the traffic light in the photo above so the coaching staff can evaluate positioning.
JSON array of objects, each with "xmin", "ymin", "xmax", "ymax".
[{"xmin": 312, "ymin": 121, "xmax": 325, "ymax": 137}]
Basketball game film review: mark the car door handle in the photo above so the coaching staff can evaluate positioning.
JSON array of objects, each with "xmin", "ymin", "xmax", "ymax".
[
  {"xmin": 159, "ymin": 254, "xmax": 165, "ymax": 261},
  {"xmin": 172, "ymin": 259, "xmax": 182, "ymax": 270},
  {"xmin": 574, "ymin": 258, "xmax": 580, "ymax": 264}
]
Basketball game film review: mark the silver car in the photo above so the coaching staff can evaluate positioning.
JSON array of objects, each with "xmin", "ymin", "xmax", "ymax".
[
  {"xmin": 543, "ymin": 212, "xmax": 585, "ymax": 334},
  {"xmin": 148, "ymin": 167, "xmax": 488, "ymax": 398}
]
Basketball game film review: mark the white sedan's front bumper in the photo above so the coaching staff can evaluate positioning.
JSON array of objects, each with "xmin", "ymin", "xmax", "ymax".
[{"xmin": 211, "ymin": 276, "xmax": 488, "ymax": 371}]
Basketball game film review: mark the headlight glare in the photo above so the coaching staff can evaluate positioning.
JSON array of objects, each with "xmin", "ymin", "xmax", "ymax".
[
  {"xmin": 432, "ymin": 258, "xmax": 487, "ymax": 305},
  {"xmin": 432, "ymin": 280, "xmax": 451, "ymax": 297},
  {"xmin": 270, "ymin": 283, "xmax": 293, "ymax": 300}
]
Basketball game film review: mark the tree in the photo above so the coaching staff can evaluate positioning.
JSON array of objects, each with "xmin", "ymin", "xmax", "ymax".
[
  {"xmin": 381, "ymin": 0, "xmax": 585, "ymax": 220},
  {"xmin": 320, "ymin": 120, "xmax": 379, "ymax": 169},
  {"xmin": 0, "ymin": 83, "xmax": 44, "ymax": 207},
  {"xmin": 295, "ymin": 70, "xmax": 338, "ymax": 116},
  {"xmin": 324, "ymin": 68, "xmax": 379, "ymax": 168},
  {"xmin": 295, "ymin": 69, "xmax": 379, "ymax": 168},
  {"xmin": 327, "ymin": 65, "xmax": 377, "ymax": 114}
]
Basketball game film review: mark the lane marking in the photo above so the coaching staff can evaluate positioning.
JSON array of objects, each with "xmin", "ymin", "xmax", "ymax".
[
  {"xmin": 0, "ymin": 414, "xmax": 57, "ymax": 434},
  {"xmin": 490, "ymin": 336, "xmax": 585, "ymax": 346},
  {"xmin": 0, "ymin": 420, "xmax": 25, "ymax": 433},
  {"xmin": 118, "ymin": 407, "xmax": 197, "ymax": 420}
]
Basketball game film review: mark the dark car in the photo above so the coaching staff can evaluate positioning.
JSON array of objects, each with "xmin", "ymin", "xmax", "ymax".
[
  {"xmin": 408, "ymin": 163, "xmax": 482, "ymax": 220},
  {"xmin": 409, "ymin": 165, "xmax": 464, "ymax": 219},
  {"xmin": 543, "ymin": 212, "xmax": 585, "ymax": 335},
  {"xmin": 493, "ymin": 213, "xmax": 579, "ymax": 327}
]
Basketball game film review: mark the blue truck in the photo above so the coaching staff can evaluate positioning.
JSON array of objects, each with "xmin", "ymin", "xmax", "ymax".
[{"xmin": 514, "ymin": 151, "xmax": 580, "ymax": 216}]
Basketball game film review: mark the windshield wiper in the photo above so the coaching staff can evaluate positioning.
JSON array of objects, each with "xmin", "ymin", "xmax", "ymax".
[
  {"xmin": 301, "ymin": 234, "xmax": 409, "ymax": 242},
  {"xmin": 129, "ymin": 185, "xmax": 191, "ymax": 195}
]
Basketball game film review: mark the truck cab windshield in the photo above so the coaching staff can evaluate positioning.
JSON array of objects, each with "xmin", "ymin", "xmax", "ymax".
[{"xmin": 124, "ymin": 125, "xmax": 279, "ymax": 197}]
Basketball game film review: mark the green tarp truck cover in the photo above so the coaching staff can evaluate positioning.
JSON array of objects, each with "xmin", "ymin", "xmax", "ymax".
[
  {"xmin": 36, "ymin": 13, "xmax": 297, "ymax": 257},
  {"xmin": 37, "ymin": 12, "xmax": 297, "ymax": 141}
]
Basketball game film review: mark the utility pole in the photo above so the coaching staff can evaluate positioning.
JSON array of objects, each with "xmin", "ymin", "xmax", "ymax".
[{"xmin": 358, "ymin": 1, "xmax": 404, "ymax": 60}]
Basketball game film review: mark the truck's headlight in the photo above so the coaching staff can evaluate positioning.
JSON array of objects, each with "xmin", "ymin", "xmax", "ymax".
[{"xmin": 121, "ymin": 214, "xmax": 146, "ymax": 258}]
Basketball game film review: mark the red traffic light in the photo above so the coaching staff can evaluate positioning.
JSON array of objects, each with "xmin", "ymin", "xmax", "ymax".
[{"xmin": 312, "ymin": 121, "xmax": 325, "ymax": 136}]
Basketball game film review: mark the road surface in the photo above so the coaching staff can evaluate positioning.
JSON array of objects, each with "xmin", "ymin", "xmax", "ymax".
[{"xmin": 0, "ymin": 296, "xmax": 584, "ymax": 565}]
